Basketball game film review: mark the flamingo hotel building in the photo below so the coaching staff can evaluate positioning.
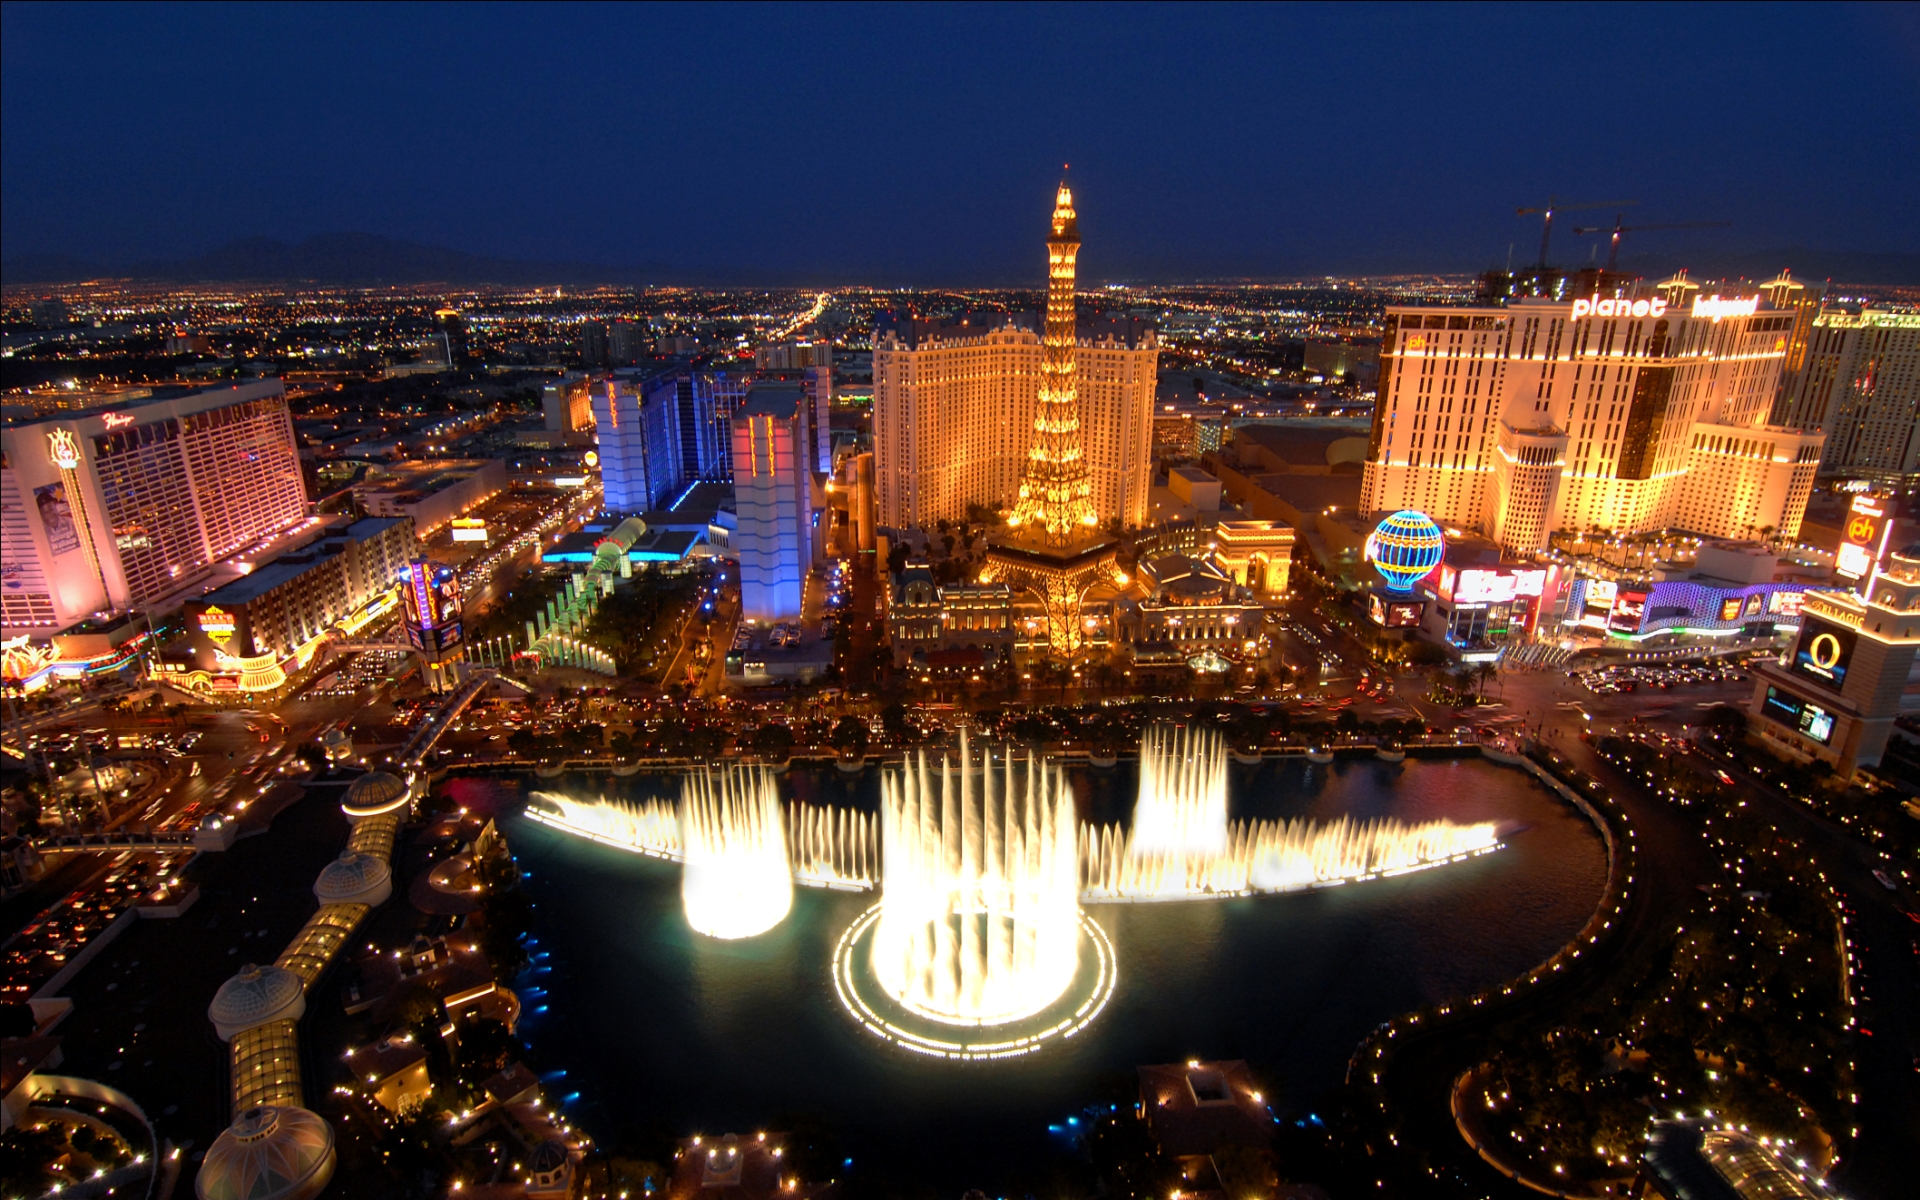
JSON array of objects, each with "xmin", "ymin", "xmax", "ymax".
[
  {"xmin": 1360, "ymin": 277, "xmax": 1825, "ymax": 554},
  {"xmin": 1, "ymin": 380, "xmax": 309, "ymax": 634}
]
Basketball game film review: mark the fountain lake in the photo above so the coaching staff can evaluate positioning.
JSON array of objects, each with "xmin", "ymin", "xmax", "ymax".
[{"xmin": 447, "ymin": 752, "xmax": 1605, "ymax": 1191}]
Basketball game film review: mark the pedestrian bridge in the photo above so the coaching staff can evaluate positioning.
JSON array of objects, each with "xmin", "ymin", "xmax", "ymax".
[
  {"xmin": 34, "ymin": 828, "xmax": 198, "ymax": 852},
  {"xmin": 394, "ymin": 670, "xmax": 497, "ymax": 768}
]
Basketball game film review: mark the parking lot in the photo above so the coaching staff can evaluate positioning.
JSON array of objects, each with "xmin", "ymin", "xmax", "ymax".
[{"xmin": 1573, "ymin": 658, "xmax": 1752, "ymax": 694}]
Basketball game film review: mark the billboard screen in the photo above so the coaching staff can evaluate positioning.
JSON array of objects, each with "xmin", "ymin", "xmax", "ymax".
[
  {"xmin": 1455, "ymin": 569, "xmax": 1515, "ymax": 604},
  {"xmin": 1450, "ymin": 567, "xmax": 1549, "ymax": 605},
  {"xmin": 450, "ymin": 518, "xmax": 488, "ymax": 543},
  {"xmin": 1760, "ymin": 685, "xmax": 1837, "ymax": 745},
  {"xmin": 33, "ymin": 482, "xmax": 80, "ymax": 555},
  {"xmin": 1369, "ymin": 595, "xmax": 1426, "ymax": 628},
  {"xmin": 1386, "ymin": 600, "xmax": 1424, "ymax": 627},
  {"xmin": 406, "ymin": 562, "xmax": 437, "ymax": 629},
  {"xmin": 1608, "ymin": 589, "xmax": 1649, "ymax": 633},
  {"xmin": 1835, "ymin": 542, "xmax": 1874, "ymax": 581},
  {"xmin": 1628, "ymin": 580, "xmax": 1807, "ymax": 636},
  {"xmin": 1790, "ymin": 618, "xmax": 1855, "ymax": 689}
]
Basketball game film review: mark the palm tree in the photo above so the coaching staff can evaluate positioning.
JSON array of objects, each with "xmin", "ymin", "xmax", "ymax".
[
  {"xmin": 1449, "ymin": 665, "xmax": 1475, "ymax": 704},
  {"xmin": 1474, "ymin": 660, "xmax": 1498, "ymax": 698}
]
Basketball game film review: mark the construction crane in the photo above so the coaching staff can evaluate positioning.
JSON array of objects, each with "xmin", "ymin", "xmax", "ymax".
[
  {"xmin": 1517, "ymin": 196, "xmax": 1638, "ymax": 268},
  {"xmin": 1574, "ymin": 215, "xmax": 1732, "ymax": 271}
]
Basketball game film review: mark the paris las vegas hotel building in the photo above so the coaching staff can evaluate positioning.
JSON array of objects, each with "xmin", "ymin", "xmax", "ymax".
[
  {"xmin": 872, "ymin": 312, "xmax": 1160, "ymax": 532},
  {"xmin": 1361, "ymin": 275, "xmax": 1824, "ymax": 555}
]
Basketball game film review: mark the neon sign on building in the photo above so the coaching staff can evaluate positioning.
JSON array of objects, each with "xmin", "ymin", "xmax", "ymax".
[
  {"xmin": 1570, "ymin": 295, "xmax": 1668, "ymax": 321},
  {"xmin": 1690, "ymin": 295, "xmax": 1760, "ymax": 322},
  {"xmin": 46, "ymin": 429, "xmax": 81, "ymax": 469},
  {"xmin": 198, "ymin": 606, "xmax": 237, "ymax": 645}
]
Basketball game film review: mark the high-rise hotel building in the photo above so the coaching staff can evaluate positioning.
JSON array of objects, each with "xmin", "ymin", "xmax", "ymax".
[
  {"xmin": 593, "ymin": 364, "xmax": 831, "ymax": 514},
  {"xmin": 1774, "ymin": 308, "xmax": 1920, "ymax": 482},
  {"xmin": 1360, "ymin": 285, "xmax": 1824, "ymax": 553},
  {"xmin": 730, "ymin": 383, "xmax": 814, "ymax": 622},
  {"xmin": 872, "ymin": 312, "xmax": 1158, "ymax": 532},
  {"xmin": 1, "ymin": 381, "xmax": 308, "ymax": 633}
]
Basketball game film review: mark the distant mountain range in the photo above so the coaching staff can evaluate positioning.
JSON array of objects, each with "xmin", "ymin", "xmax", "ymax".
[
  {"xmin": 1, "ymin": 233, "xmax": 681, "ymax": 288},
  {"xmin": 3, "ymin": 231, "xmax": 1916, "ymax": 287}
]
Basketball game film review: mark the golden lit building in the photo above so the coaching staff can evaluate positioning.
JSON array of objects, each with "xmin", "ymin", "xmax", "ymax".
[
  {"xmin": 887, "ymin": 561, "xmax": 1017, "ymax": 671},
  {"xmin": 872, "ymin": 315, "xmax": 1038, "ymax": 530},
  {"xmin": 540, "ymin": 372, "xmax": 594, "ymax": 437},
  {"xmin": 1361, "ymin": 289, "xmax": 1824, "ymax": 551},
  {"xmin": 972, "ymin": 184, "xmax": 1138, "ymax": 658},
  {"xmin": 1211, "ymin": 520, "xmax": 1295, "ymax": 595},
  {"xmin": 872, "ymin": 202, "xmax": 1158, "ymax": 534},
  {"xmin": 1114, "ymin": 554, "xmax": 1264, "ymax": 655},
  {"xmin": 1759, "ymin": 271, "xmax": 1825, "ymax": 385}
]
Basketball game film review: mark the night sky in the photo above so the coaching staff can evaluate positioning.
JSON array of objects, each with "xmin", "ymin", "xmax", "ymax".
[{"xmin": 4, "ymin": 2, "xmax": 1917, "ymax": 282}]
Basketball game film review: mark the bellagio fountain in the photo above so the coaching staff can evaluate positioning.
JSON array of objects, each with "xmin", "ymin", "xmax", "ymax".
[{"xmin": 526, "ymin": 724, "xmax": 1502, "ymax": 1059}]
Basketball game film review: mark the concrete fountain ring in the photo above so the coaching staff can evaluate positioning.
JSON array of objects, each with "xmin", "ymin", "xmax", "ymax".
[{"xmin": 830, "ymin": 901, "xmax": 1118, "ymax": 1061}]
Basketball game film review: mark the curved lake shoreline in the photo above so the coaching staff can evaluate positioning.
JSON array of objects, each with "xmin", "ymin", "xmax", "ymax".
[{"xmin": 447, "ymin": 755, "xmax": 1606, "ymax": 1191}]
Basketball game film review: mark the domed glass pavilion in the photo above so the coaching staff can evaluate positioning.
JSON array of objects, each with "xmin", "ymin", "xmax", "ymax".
[
  {"xmin": 196, "ymin": 1105, "xmax": 335, "ymax": 1200},
  {"xmin": 313, "ymin": 850, "xmax": 393, "ymax": 906},
  {"xmin": 208, "ymin": 964, "xmax": 306, "ymax": 1042},
  {"xmin": 340, "ymin": 770, "xmax": 410, "ymax": 819}
]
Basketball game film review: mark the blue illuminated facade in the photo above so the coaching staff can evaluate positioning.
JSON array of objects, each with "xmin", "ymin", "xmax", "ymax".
[{"xmin": 591, "ymin": 369, "xmax": 688, "ymax": 512}]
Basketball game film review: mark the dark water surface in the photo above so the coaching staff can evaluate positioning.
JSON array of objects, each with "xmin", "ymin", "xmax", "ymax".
[{"xmin": 458, "ymin": 755, "xmax": 1605, "ymax": 1189}]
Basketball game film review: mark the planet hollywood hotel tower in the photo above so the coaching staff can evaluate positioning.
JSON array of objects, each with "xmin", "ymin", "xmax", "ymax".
[{"xmin": 1361, "ymin": 283, "xmax": 1824, "ymax": 554}]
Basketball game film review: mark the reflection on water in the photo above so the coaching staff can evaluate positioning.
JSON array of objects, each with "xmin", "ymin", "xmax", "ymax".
[{"xmin": 460, "ymin": 755, "xmax": 1606, "ymax": 1190}]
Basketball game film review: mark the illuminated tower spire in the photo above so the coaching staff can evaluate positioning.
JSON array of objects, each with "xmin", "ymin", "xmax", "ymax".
[{"xmin": 1008, "ymin": 181, "xmax": 1098, "ymax": 547}]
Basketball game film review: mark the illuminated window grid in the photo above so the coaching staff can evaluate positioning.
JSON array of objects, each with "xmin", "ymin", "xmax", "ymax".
[
  {"xmin": 93, "ymin": 419, "xmax": 206, "ymax": 604},
  {"xmin": 246, "ymin": 556, "xmax": 352, "ymax": 657},
  {"xmin": 348, "ymin": 812, "xmax": 403, "ymax": 859},
  {"xmin": 0, "ymin": 471, "xmax": 57, "ymax": 625},
  {"xmin": 230, "ymin": 1018, "xmax": 304, "ymax": 1111},
  {"xmin": 875, "ymin": 326, "xmax": 1154, "ymax": 531},
  {"xmin": 182, "ymin": 396, "xmax": 305, "ymax": 561},
  {"xmin": 276, "ymin": 901, "xmax": 371, "ymax": 986},
  {"xmin": 1371, "ymin": 302, "xmax": 1803, "ymax": 547},
  {"xmin": 0, "ymin": 592, "xmax": 55, "ymax": 626}
]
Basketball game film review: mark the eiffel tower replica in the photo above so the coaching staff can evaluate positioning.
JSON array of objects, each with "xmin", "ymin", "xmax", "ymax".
[{"xmin": 983, "ymin": 181, "xmax": 1122, "ymax": 659}]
